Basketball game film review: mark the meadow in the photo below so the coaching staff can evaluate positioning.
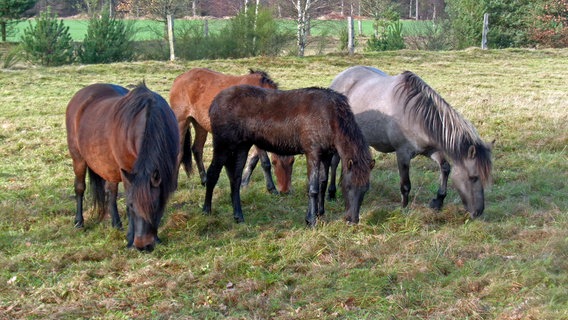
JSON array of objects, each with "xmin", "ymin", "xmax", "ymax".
[
  {"xmin": 5, "ymin": 18, "xmax": 429, "ymax": 42},
  {"xmin": 1, "ymin": 49, "xmax": 567, "ymax": 319}
]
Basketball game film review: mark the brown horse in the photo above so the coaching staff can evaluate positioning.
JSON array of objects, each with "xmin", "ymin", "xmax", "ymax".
[
  {"xmin": 204, "ymin": 85, "xmax": 375, "ymax": 226},
  {"xmin": 169, "ymin": 68, "xmax": 294, "ymax": 193},
  {"xmin": 66, "ymin": 83, "xmax": 179, "ymax": 251}
]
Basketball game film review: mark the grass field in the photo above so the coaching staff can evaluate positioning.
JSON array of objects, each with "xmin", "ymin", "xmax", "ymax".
[
  {"xmin": 5, "ymin": 18, "xmax": 430, "ymax": 42},
  {"xmin": 1, "ymin": 49, "xmax": 567, "ymax": 319}
]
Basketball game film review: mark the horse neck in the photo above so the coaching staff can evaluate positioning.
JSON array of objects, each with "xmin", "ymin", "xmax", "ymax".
[{"xmin": 399, "ymin": 73, "xmax": 481, "ymax": 161}]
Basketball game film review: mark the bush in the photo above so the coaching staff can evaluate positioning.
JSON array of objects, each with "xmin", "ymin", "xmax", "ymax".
[
  {"xmin": 1, "ymin": 45, "xmax": 22, "ymax": 69},
  {"xmin": 365, "ymin": 21, "xmax": 405, "ymax": 51},
  {"xmin": 78, "ymin": 11, "xmax": 135, "ymax": 64},
  {"xmin": 444, "ymin": 0, "xmax": 535, "ymax": 49},
  {"xmin": 20, "ymin": 8, "xmax": 74, "ymax": 66},
  {"xmin": 530, "ymin": 0, "xmax": 568, "ymax": 47},
  {"xmin": 175, "ymin": 5, "xmax": 293, "ymax": 60}
]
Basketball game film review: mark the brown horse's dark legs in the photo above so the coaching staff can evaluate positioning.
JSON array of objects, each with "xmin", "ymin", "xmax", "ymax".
[
  {"xmin": 225, "ymin": 148, "xmax": 249, "ymax": 223},
  {"xmin": 126, "ymin": 205, "xmax": 134, "ymax": 248},
  {"xmin": 327, "ymin": 153, "xmax": 340, "ymax": 200},
  {"xmin": 191, "ymin": 121, "xmax": 208, "ymax": 186},
  {"xmin": 105, "ymin": 182, "xmax": 122, "ymax": 229},
  {"xmin": 203, "ymin": 149, "xmax": 228, "ymax": 215},
  {"xmin": 257, "ymin": 148, "xmax": 278, "ymax": 194},
  {"xmin": 305, "ymin": 157, "xmax": 320, "ymax": 227},
  {"xmin": 429, "ymin": 153, "xmax": 450, "ymax": 210},
  {"xmin": 396, "ymin": 153, "xmax": 411, "ymax": 208},
  {"xmin": 318, "ymin": 155, "xmax": 332, "ymax": 217},
  {"xmin": 73, "ymin": 161, "xmax": 87, "ymax": 228}
]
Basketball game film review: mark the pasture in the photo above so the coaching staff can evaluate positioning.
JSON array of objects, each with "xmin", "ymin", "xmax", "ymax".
[
  {"xmin": 1, "ymin": 49, "xmax": 567, "ymax": 318},
  {"xmin": 5, "ymin": 18, "xmax": 430, "ymax": 42}
]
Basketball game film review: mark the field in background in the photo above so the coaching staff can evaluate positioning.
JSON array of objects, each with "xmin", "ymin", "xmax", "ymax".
[
  {"xmin": 5, "ymin": 18, "xmax": 431, "ymax": 42},
  {"xmin": 0, "ymin": 49, "xmax": 567, "ymax": 318}
]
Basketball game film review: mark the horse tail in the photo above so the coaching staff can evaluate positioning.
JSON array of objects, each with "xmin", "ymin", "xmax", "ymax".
[
  {"xmin": 181, "ymin": 128, "xmax": 193, "ymax": 175},
  {"xmin": 87, "ymin": 167, "xmax": 106, "ymax": 221}
]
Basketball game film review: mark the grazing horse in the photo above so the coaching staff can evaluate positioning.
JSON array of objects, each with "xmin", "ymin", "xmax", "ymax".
[
  {"xmin": 203, "ymin": 85, "xmax": 374, "ymax": 226},
  {"xmin": 329, "ymin": 66, "xmax": 492, "ymax": 218},
  {"xmin": 169, "ymin": 68, "xmax": 294, "ymax": 193},
  {"xmin": 66, "ymin": 83, "xmax": 179, "ymax": 251}
]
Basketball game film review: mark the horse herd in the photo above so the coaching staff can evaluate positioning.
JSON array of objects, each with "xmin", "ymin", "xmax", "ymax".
[{"xmin": 65, "ymin": 66, "xmax": 493, "ymax": 251}]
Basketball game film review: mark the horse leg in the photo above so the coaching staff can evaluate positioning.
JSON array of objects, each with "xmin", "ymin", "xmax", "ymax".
[
  {"xmin": 258, "ymin": 148, "xmax": 278, "ymax": 194},
  {"xmin": 105, "ymin": 182, "xmax": 122, "ymax": 229},
  {"xmin": 126, "ymin": 204, "xmax": 134, "ymax": 248},
  {"xmin": 72, "ymin": 160, "xmax": 87, "ymax": 228},
  {"xmin": 396, "ymin": 152, "xmax": 412, "ymax": 208},
  {"xmin": 203, "ymin": 146, "xmax": 229, "ymax": 215},
  {"xmin": 241, "ymin": 148, "xmax": 259, "ymax": 189},
  {"xmin": 225, "ymin": 147, "xmax": 250, "ymax": 223},
  {"xmin": 318, "ymin": 154, "xmax": 332, "ymax": 217},
  {"xmin": 429, "ymin": 151, "xmax": 450, "ymax": 210},
  {"xmin": 191, "ymin": 119, "xmax": 208, "ymax": 186},
  {"xmin": 305, "ymin": 156, "xmax": 320, "ymax": 227},
  {"xmin": 327, "ymin": 153, "xmax": 340, "ymax": 200}
]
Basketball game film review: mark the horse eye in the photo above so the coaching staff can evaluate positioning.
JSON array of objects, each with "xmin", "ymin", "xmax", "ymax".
[{"xmin": 469, "ymin": 176, "xmax": 479, "ymax": 183}]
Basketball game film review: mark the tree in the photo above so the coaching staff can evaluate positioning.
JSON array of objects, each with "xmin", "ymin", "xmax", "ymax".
[
  {"xmin": 284, "ymin": 0, "xmax": 328, "ymax": 56},
  {"xmin": 20, "ymin": 8, "xmax": 74, "ymax": 66},
  {"xmin": 0, "ymin": 0, "xmax": 37, "ymax": 41},
  {"xmin": 78, "ymin": 10, "xmax": 134, "ymax": 63},
  {"xmin": 530, "ymin": 0, "xmax": 568, "ymax": 47}
]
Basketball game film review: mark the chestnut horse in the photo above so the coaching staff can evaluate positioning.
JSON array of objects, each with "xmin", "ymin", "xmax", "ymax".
[
  {"xmin": 329, "ymin": 66, "xmax": 492, "ymax": 217},
  {"xmin": 204, "ymin": 85, "xmax": 374, "ymax": 226},
  {"xmin": 169, "ymin": 68, "xmax": 294, "ymax": 193},
  {"xmin": 66, "ymin": 83, "xmax": 179, "ymax": 251}
]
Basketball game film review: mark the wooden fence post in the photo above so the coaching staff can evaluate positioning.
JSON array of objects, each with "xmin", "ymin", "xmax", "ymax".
[
  {"xmin": 204, "ymin": 19, "xmax": 209, "ymax": 37},
  {"xmin": 347, "ymin": 16, "xmax": 354, "ymax": 55},
  {"xmin": 482, "ymin": 13, "xmax": 489, "ymax": 50},
  {"xmin": 167, "ymin": 14, "xmax": 175, "ymax": 61}
]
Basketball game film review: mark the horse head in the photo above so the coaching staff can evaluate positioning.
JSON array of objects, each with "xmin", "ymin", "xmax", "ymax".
[
  {"xmin": 122, "ymin": 169, "xmax": 165, "ymax": 252},
  {"xmin": 341, "ymin": 158, "xmax": 375, "ymax": 224},
  {"xmin": 271, "ymin": 154, "xmax": 294, "ymax": 194},
  {"xmin": 451, "ymin": 143, "xmax": 492, "ymax": 218}
]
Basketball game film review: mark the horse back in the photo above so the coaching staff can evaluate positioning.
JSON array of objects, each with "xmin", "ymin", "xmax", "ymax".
[
  {"xmin": 66, "ymin": 84, "xmax": 137, "ymax": 182},
  {"xmin": 209, "ymin": 85, "xmax": 343, "ymax": 155}
]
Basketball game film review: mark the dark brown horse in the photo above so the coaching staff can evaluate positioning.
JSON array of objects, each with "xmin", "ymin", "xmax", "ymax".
[
  {"xmin": 66, "ymin": 83, "xmax": 179, "ymax": 251},
  {"xmin": 203, "ymin": 85, "xmax": 375, "ymax": 226},
  {"xmin": 169, "ymin": 68, "xmax": 294, "ymax": 193}
]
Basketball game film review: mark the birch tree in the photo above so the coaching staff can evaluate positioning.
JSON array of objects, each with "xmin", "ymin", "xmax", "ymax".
[{"xmin": 288, "ymin": 0, "xmax": 326, "ymax": 56}]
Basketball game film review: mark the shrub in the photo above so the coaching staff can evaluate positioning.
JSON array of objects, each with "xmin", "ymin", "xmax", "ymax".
[
  {"xmin": 365, "ymin": 21, "xmax": 405, "ymax": 51},
  {"xmin": 1, "ymin": 45, "xmax": 22, "ymax": 69},
  {"xmin": 78, "ymin": 11, "xmax": 135, "ymax": 64},
  {"xmin": 530, "ymin": 0, "xmax": 568, "ymax": 47},
  {"xmin": 20, "ymin": 8, "xmax": 74, "ymax": 66}
]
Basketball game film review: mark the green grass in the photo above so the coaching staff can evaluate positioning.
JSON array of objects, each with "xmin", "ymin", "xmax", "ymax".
[
  {"xmin": 5, "ymin": 18, "xmax": 431, "ymax": 42},
  {"xmin": 1, "ymin": 49, "xmax": 567, "ymax": 319}
]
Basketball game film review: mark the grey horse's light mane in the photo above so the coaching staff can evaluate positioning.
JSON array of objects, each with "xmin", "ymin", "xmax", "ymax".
[{"xmin": 395, "ymin": 71, "xmax": 492, "ymax": 184}]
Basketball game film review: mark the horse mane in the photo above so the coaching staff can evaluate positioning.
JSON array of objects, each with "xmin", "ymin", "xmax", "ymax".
[
  {"xmin": 249, "ymin": 69, "xmax": 278, "ymax": 89},
  {"xmin": 320, "ymin": 87, "xmax": 372, "ymax": 186},
  {"xmin": 117, "ymin": 83, "xmax": 179, "ymax": 222},
  {"xmin": 396, "ymin": 71, "xmax": 492, "ymax": 185}
]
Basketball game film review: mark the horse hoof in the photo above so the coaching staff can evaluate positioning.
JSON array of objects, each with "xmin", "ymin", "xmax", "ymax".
[
  {"xmin": 234, "ymin": 217, "xmax": 245, "ymax": 223},
  {"xmin": 74, "ymin": 222, "xmax": 84, "ymax": 229},
  {"xmin": 429, "ymin": 199, "xmax": 443, "ymax": 211}
]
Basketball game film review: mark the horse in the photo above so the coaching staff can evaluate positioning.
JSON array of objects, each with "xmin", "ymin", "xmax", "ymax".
[
  {"xmin": 203, "ymin": 85, "xmax": 375, "ymax": 226},
  {"xmin": 329, "ymin": 66, "xmax": 492, "ymax": 218},
  {"xmin": 66, "ymin": 83, "xmax": 179, "ymax": 251},
  {"xmin": 169, "ymin": 68, "xmax": 294, "ymax": 194}
]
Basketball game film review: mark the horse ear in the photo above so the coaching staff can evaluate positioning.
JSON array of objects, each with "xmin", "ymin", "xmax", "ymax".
[
  {"xmin": 468, "ymin": 145, "xmax": 477, "ymax": 159},
  {"xmin": 151, "ymin": 170, "xmax": 161, "ymax": 188},
  {"xmin": 370, "ymin": 159, "xmax": 375, "ymax": 170}
]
